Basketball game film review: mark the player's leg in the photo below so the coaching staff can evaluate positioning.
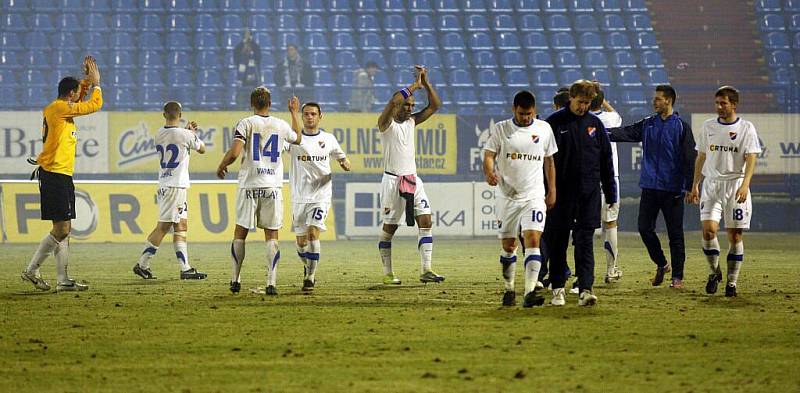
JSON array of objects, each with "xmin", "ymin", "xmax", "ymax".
[
  {"xmin": 499, "ymin": 237, "xmax": 518, "ymax": 306},
  {"xmin": 601, "ymin": 190, "xmax": 622, "ymax": 282},
  {"xmin": 414, "ymin": 179, "xmax": 442, "ymax": 283},
  {"xmin": 304, "ymin": 226, "xmax": 322, "ymax": 291},
  {"xmin": 174, "ymin": 218, "xmax": 207, "ymax": 279},
  {"xmin": 725, "ymin": 229, "xmax": 744, "ymax": 297},
  {"xmin": 663, "ymin": 191, "xmax": 686, "ymax": 288},
  {"xmin": 700, "ymin": 179, "xmax": 724, "ymax": 293},
  {"xmin": 133, "ymin": 221, "xmax": 172, "ymax": 279},
  {"xmin": 724, "ymin": 180, "xmax": 751, "ymax": 297},
  {"xmin": 230, "ymin": 188, "xmax": 255, "ymax": 293},
  {"xmin": 520, "ymin": 199, "xmax": 546, "ymax": 307},
  {"xmin": 264, "ymin": 228, "xmax": 280, "ymax": 295},
  {"xmin": 259, "ymin": 188, "xmax": 283, "ymax": 295},
  {"xmin": 544, "ymin": 227, "xmax": 570, "ymax": 306},
  {"xmin": 638, "ymin": 189, "xmax": 670, "ymax": 285},
  {"xmin": 292, "ymin": 203, "xmax": 309, "ymax": 273},
  {"xmin": 296, "ymin": 234, "xmax": 309, "ymax": 275},
  {"xmin": 379, "ymin": 174, "xmax": 402, "ymax": 284},
  {"xmin": 573, "ymin": 228, "xmax": 597, "ymax": 306}
]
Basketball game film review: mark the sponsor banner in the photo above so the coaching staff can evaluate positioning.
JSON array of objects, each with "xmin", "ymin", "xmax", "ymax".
[
  {"xmin": 345, "ymin": 181, "xmax": 472, "ymax": 237},
  {"xmin": 473, "ymin": 182, "xmax": 500, "ymax": 237},
  {"xmin": 0, "ymin": 181, "xmax": 336, "ymax": 243},
  {"xmin": 0, "ymin": 111, "xmax": 109, "ymax": 174},
  {"xmin": 109, "ymin": 112, "xmax": 457, "ymax": 175},
  {"xmin": 692, "ymin": 113, "xmax": 800, "ymax": 175}
]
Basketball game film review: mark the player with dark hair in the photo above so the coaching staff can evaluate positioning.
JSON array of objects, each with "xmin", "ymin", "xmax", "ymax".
[
  {"xmin": 483, "ymin": 91, "xmax": 557, "ymax": 307},
  {"xmin": 21, "ymin": 56, "xmax": 103, "ymax": 292},
  {"xmin": 552, "ymin": 88, "xmax": 570, "ymax": 110}
]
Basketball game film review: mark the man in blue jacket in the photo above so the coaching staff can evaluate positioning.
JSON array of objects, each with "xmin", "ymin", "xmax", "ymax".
[{"xmin": 607, "ymin": 85, "xmax": 696, "ymax": 288}]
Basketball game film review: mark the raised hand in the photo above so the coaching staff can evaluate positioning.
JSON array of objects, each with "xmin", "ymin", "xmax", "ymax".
[
  {"xmin": 288, "ymin": 96, "xmax": 300, "ymax": 113},
  {"xmin": 84, "ymin": 55, "xmax": 100, "ymax": 86},
  {"xmin": 187, "ymin": 121, "xmax": 198, "ymax": 131}
]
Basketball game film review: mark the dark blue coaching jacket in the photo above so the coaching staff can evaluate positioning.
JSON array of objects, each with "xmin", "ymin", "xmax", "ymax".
[
  {"xmin": 545, "ymin": 108, "xmax": 617, "ymax": 230},
  {"xmin": 607, "ymin": 113, "xmax": 696, "ymax": 193}
]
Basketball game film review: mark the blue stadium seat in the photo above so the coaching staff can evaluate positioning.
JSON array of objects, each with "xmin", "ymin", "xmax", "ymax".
[
  {"xmin": 306, "ymin": 32, "xmax": 329, "ymax": 50},
  {"xmin": 167, "ymin": 14, "xmax": 192, "ymax": 32},
  {"xmin": 635, "ymin": 32, "xmax": 658, "ymax": 49},
  {"xmin": 356, "ymin": 14, "xmax": 379, "ymax": 32},
  {"xmin": 222, "ymin": 15, "xmax": 244, "ymax": 32},
  {"xmin": 628, "ymin": 14, "xmax": 653, "ymax": 31},
  {"xmin": 23, "ymin": 70, "xmax": 50, "ymax": 87},
  {"xmin": 0, "ymin": 69, "xmax": 18, "ymax": 86},
  {"xmin": 110, "ymin": 50, "xmax": 135, "ymax": 70},
  {"xmin": 333, "ymin": 32, "xmax": 356, "ymax": 50},
  {"xmin": 278, "ymin": 15, "xmax": 298, "ymax": 31},
  {"xmin": 110, "ymin": 70, "xmax": 135, "ymax": 88},
  {"xmin": 436, "ymin": 0, "xmax": 460, "ymax": 12},
  {"xmin": 602, "ymin": 14, "xmax": 626, "ymax": 31},
  {"xmin": 167, "ymin": 51, "xmax": 192, "ymax": 69},
  {"xmin": 437, "ymin": 14, "xmax": 461, "ymax": 31},
  {"xmin": 618, "ymin": 69, "xmax": 642, "ymax": 86},
  {"xmin": 166, "ymin": 32, "xmax": 191, "ymax": 50},
  {"xmin": 139, "ymin": 85, "xmax": 165, "ymax": 108},
  {"xmin": 55, "ymin": 32, "xmax": 80, "ymax": 51},
  {"xmin": 25, "ymin": 32, "xmax": 50, "ymax": 50},
  {"xmin": 139, "ymin": 50, "xmax": 166, "ymax": 69},
  {"xmin": 0, "ymin": 50, "xmax": 21, "ymax": 70},
  {"xmin": 449, "ymin": 69, "xmax": 474, "ymax": 87},
  {"xmin": 111, "ymin": 0, "xmax": 138, "ymax": 11},
  {"xmin": 360, "ymin": 32, "xmax": 383, "ymax": 49},
  {"xmin": 249, "ymin": 14, "xmax": 273, "ymax": 31},
  {"xmin": 354, "ymin": 0, "xmax": 378, "ymax": 12},
  {"xmin": 625, "ymin": 0, "xmax": 647, "ymax": 11},
  {"xmin": 30, "ymin": 14, "xmax": 56, "ymax": 32},
  {"xmin": 259, "ymin": 50, "xmax": 276, "ymax": 68},
  {"xmin": 384, "ymin": 14, "xmax": 407, "ymax": 32},
  {"xmin": 528, "ymin": 50, "xmax": 554, "ymax": 68},
  {"xmin": 646, "ymin": 68, "xmax": 669, "ymax": 86},
  {"xmin": 256, "ymin": 32, "xmax": 276, "ymax": 48},
  {"xmin": 489, "ymin": 0, "xmax": 513, "ymax": 11},
  {"xmin": 428, "ymin": 68, "xmax": 445, "ymax": 86},
  {"xmin": 141, "ymin": 0, "xmax": 165, "ymax": 13},
  {"xmin": 559, "ymin": 69, "xmax": 583, "ymax": 86},
  {"xmin": 761, "ymin": 14, "xmax": 786, "ymax": 31},
  {"xmin": 768, "ymin": 50, "xmax": 794, "ymax": 68},
  {"xmin": 621, "ymin": 88, "xmax": 647, "ymax": 105},
  {"xmin": 276, "ymin": 0, "xmax": 299, "ymax": 12},
  {"xmin": 140, "ymin": 68, "xmax": 163, "ymax": 86},
  {"xmin": 546, "ymin": 14, "xmax": 571, "ymax": 31},
  {"xmin": 612, "ymin": 50, "xmax": 637, "ymax": 68},
  {"xmin": 598, "ymin": 0, "xmax": 621, "ymax": 12},
  {"xmin": 84, "ymin": 32, "xmax": 109, "ymax": 50},
  {"xmin": 111, "ymin": 13, "xmax": 136, "ymax": 32},
  {"xmin": 500, "ymin": 50, "xmax": 525, "ymax": 69},
  {"xmin": 493, "ymin": 15, "xmax": 516, "ymax": 31},
  {"xmin": 196, "ymin": 14, "xmax": 218, "ymax": 32},
  {"xmin": 393, "ymin": 68, "xmax": 414, "ymax": 85},
  {"xmin": 383, "ymin": 0, "xmax": 405, "ymax": 12},
  {"xmin": 111, "ymin": 32, "xmax": 136, "ymax": 50},
  {"xmin": 570, "ymin": 0, "xmax": 594, "ymax": 12},
  {"xmin": 310, "ymin": 51, "xmax": 332, "ymax": 69},
  {"xmin": 788, "ymin": 0, "xmax": 800, "ymax": 12},
  {"xmin": 410, "ymin": 0, "xmax": 433, "ymax": 12},
  {"xmin": 771, "ymin": 68, "xmax": 793, "ymax": 85},
  {"xmin": 578, "ymin": 32, "xmax": 604, "ymax": 49},
  {"xmin": 199, "ymin": 69, "xmax": 223, "ymax": 87},
  {"xmin": 419, "ymin": 50, "xmax": 442, "ymax": 68},
  {"xmin": 453, "ymin": 89, "xmax": 479, "ymax": 106},
  {"xmin": 523, "ymin": 32, "xmax": 549, "ymax": 50},
  {"xmin": 543, "ymin": 0, "xmax": 567, "ymax": 12},
  {"xmin": 467, "ymin": 15, "xmax": 490, "ymax": 31},
  {"xmin": 53, "ymin": 50, "xmax": 78, "ymax": 71},
  {"xmin": 2, "ymin": 13, "xmax": 27, "ymax": 32},
  {"xmin": 315, "ymin": 88, "xmax": 339, "ymax": 110},
  {"xmin": 574, "ymin": 14, "xmax": 600, "ymax": 32},
  {"xmin": 412, "ymin": 14, "xmax": 434, "ymax": 32},
  {"xmin": 303, "ymin": 0, "xmax": 325, "ymax": 12},
  {"xmin": 362, "ymin": 50, "xmax": 386, "ymax": 68},
  {"xmin": 794, "ymin": 32, "xmax": 800, "ymax": 48},
  {"xmin": 517, "ymin": 0, "xmax": 540, "ymax": 12},
  {"xmin": 24, "ymin": 87, "xmax": 51, "ymax": 108},
  {"xmin": 168, "ymin": 0, "xmax": 193, "ymax": 12},
  {"xmin": 390, "ymin": 50, "xmax": 414, "ymax": 69},
  {"xmin": 520, "ymin": 14, "xmax": 545, "ymax": 32},
  {"xmin": 386, "ymin": 32, "xmax": 410, "ymax": 50},
  {"xmin": 465, "ymin": 0, "xmax": 487, "ymax": 12},
  {"xmin": 755, "ymin": 0, "xmax": 782, "ymax": 12},
  {"xmin": 330, "ymin": 14, "xmax": 353, "ymax": 32},
  {"xmin": 414, "ymin": 32, "xmax": 438, "ymax": 50},
  {"xmin": 474, "ymin": 50, "xmax": 498, "ymax": 68},
  {"xmin": 442, "ymin": 32, "xmax": 466, "ymax": 50},
  {"xmin": 641, "ymin": 50, "xmax": 664, "ymax": 68},
  {"xmin": 2, "ymin": 0, "xmax": 30, "ymax": 11},
  {"xmin": 590, "ymin": 68, "xmax": 612, "ymax": 85},
  {"xmin": 583, "ymin": 50, "xmax": 609, "ymax": 68},
  {"xmin": 504, "ymin": 69, "xmax": 530, "ymax": 86},
  {"xmin": 140, "ymin": 14, "xmax": 163, "ymax": 32},
  {"xmin": 534, "ymin": 69, "xmax": 558, "ymax": 87},
  {"xmin": 607, "ymin": 32, "xmax": 632, "ymax": 49},
  {"xmin": 481, "ymin": 90, "xmax": 505, "ymax": 105},
  {"xmin": 444, "ymin": 51, "xmax": 467, "ymax": 69},
  {"xmin": 56, "ymin": 13, "xmax": 82, "ymax": 33},
  {"xmin": 0, "ymin": 32, "xmax": 23, "ymax": 51},
  {"xmin": 371, "ymin": 69, "xmax": 390, "ymax": 87},
  {"xmin": 336, "ymin": 68, "xmax": 354, "ymax": 86},
  {"xmin": 196, "ymin": 32, "xmax": 220, "ymax": 50},
  {"xmin": 469, "ymin": 32, "xmax": 494, "ymax": 50},
  {"xmin": 31, "ymin": 0, "xmax": 58, "ymax": 12},
  {"xmin": 555, "ymin": 51, "xmax": 580, "ymax": 68},
  {"xmin": 497, "ymin": 32, "xmax": 521, "ymax": 50},
  {"xmin": 552, "ymin": 32, "xmax": 576, "ymax": 49}
]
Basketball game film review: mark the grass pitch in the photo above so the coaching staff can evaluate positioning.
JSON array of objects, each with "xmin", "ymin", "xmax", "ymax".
[{"xmin": 1, "ymin": 233, "xmax": 799, "ymax": 392}]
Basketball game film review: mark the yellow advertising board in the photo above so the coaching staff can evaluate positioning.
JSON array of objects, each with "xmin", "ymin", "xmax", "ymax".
[
  {"xmin": 107, "ymin": 112, "xmax": 457, "ymax": 174},
  {"xmin": 0, "ymin": 181, "xmax": 336, "ymax": 243}
]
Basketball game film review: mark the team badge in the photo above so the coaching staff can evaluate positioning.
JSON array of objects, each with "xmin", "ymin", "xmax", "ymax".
[
  {"xmin": 729, "ymin": 131, "xmax": 737, "ymax": 141},
  {"xmin": 531, "ymin": 134, "xmax": 539, "ymax": 143},
  {"xmin": 318, "ymin": 141, "xmax": 326, "ymax": 148},
  {"xmin": 587, "ymin": 127, "xmax": 596, "ymax": 137}
]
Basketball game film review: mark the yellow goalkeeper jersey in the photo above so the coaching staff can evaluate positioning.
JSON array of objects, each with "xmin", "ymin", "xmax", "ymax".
[{"xmin": 37, "ymin": 87, "xmax": 103, "ymax": 176}]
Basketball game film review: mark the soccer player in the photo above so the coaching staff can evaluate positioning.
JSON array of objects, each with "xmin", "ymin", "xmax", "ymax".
[
  {"xmin": 483, "ymin": 91, "xmax": 557, "ymax": 307},
  {"xmin": 687, "ymin": 86, "xmax": 761, "ymax": 297},
  {"xmin": 590, "ymin": 88, "xmax": 624, "ymax": 284},
  {"xmin": 21, "ymin": 56, "xmax": 102, "ymax": 292},
  {"xmin": 376, "ymin": 66, "xmax": 444, "ymax": 285},
  {"xmin": 544, "ymin": 80, "xmax": 616, "ymax": 307},
  {"xmin": 132, "ymin": 102, "xmax": 208, "ymax": 280},
  {"xmin": 607, "ymin": 85, "xmax": 696, "ymax": 288},
  {"xmin": 217, "ymin": 87, "xmax": 302, "ymax": 295},
  {"xmin": 287, "ymin": 102, "xmax": 351, "ymax": 291}
]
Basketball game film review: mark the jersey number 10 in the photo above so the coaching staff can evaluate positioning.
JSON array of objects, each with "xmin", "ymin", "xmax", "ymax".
[{"xmin": 253, "ymin": 133, "xmax": 280, "ymax": 162}]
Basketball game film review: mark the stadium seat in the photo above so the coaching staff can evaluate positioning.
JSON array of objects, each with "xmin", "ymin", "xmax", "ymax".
[
  {"xmin": 574, "ymin": 14, "xmax": 600, "ymax": 32},
  {"xmin": 617, "ymin": 69, "xmax": 642, "ymax": 86},
  {"xmin": 30, "ymin": 14, "xmax": 57, "ymax": 32},
  {"xmin": 621, "ymin": 88, "xmax": 647, "ymax": 105},
  {"xmin": 222, "ymin": 15, "xmax": 244, "ymax": 32},
  {"xmin": 139, "ymin": 85, "xmax": 165, "ymax": 108},
  {"xmin": 517, "ymin": 0, "xmax": 540, "ymax": 12},
  {"xmin": 555, "ymin": 51, "xmax": 580, "ymax": 68},
  {"xmin": 166, "ymin": 32, "xmax": 191, "ymax": 51},
  {"xmin": 578, "ymin": 32, "xmax": 604, "ymax": 50},
  {"xmin": 418, "ymin": 50, "xmax": 442, "ymax": 68},
  {"xmin": 31, "ymin": 0, "xmax": 59, "ymax": 12},
  {"xmin": 444, "ymin": 51, "xmax": 468, "ymax": 69},
  {"xmin": 436, "ymin": 0, "xmax": 460, "ymax": 12},
  {"xmin": 551, "ymin": 32, "xmax": 576, "ymax": 50},
  {"xmin": 355, "ymin": 0, "xmax": 379, "ymax": 12},
  {"xmin": 646, "ymin": 68, "xmax": 669, "ymax": 86},
  {"xmin": 306, "ymin": 50, "xmax": 330, "ymax": 69},
  {"xmin": 497, "ymin": 33, "xmax": 521, "ymax": 50},
  {"xmin": 761, "ymin": 14, "xmax": 786, "ymax": 31},
  {"xmin": 449, "ymin": 69, "xmax": 474, "ymax": 87},
  {"xmin": 559, "ymin": 69, "xmax": 583, "ymax": 86},
  {"xmin": 520, "ymin": 14, "xmax": 545, "ymax": 32},
  {"xmin": 54, "ymin": 50, "xmax": 78, "ymax": 71},
  {"xmin": 500, "ymin": 50, "xmax": 525, "ymax": 69},
  {"xmin": 755, "ymin": 0, "xmax": 782, "ymax": 12},
  {"xmin": 110, "ymin": 14, "xmax": 136, "ymax": 33},
  {"xmin": 141, "ymin": 0, "xmax": 165, "ymax": 12},
  {"xmin": 590, "ymin": 68, "xmax": 612, "ymax": 85},
  {"xmin": 467, "ymin": 15, "xmax": 490, "ymax": 32},
  {"xmin": 315, "ymin": 88, "xmax": 339, "ymax": 110},
  {"xmin": 409, "ymin": 0, "xmax": 433, "ymax": 13},
  {"xmin": 453, "ymin": 89, "xmax": 479, "ymax": 107},
  {"xmin": 0, "ymin": 32, "xmax": 23, "ymax": 51},
  {"xmin": 331, "ymin": 32, "xmax": 355, "ymax": 50},
  {"xmin": 469, "ymin": 32, "xmax": 494, "ymax": 50},
  {"xmin": 0, "ymin": 50, "xmax": 21, "ymax": 70},
  {"xmin": 360, "ymin": 32, "xmax": 383, "ymax": 50},
  {"xmin": 384, "ymin": 14, "xmax": 407, "ymax": 32},
  {"xmin": 25, "ymin": 32, "xmax": 50, "ymax": 50},
  {"xmin": 249, "ymin": 14, "xmax": 273, "ymax": 31},
  {"xmin": 84, "ymin": 32, "xmax": 109, "ymax": 50},
  {"xmin": 543, "ymin": 0, "xmax": 567, "ymax": 12},
  {"xmin": 330, "ymin": 15, "xmax": 353, "ymax": 32},
  {"xmin": 140, "ymin": 68, "xmax": 164, "ymax": 86},
  {"xmin": 583, "ymin": 50, "xmax": 609, "ymax": 68},
  {"xmin": 305, "ymin": 32, "xmax": 329, "ymax": 50},
  {"xmin": 110, "ymin": 69, "xmax": 135, "ymax": 87},
  {"xmin": 314, "ymin": 68, "xmax": 334, "ymax": 86},
  {"xmin": 546, "ymin": 14, "xmax": 571, "ymax": 31},
  {"xmin": 386, "ymin": 32, "xmax": 410, "ymax": 50},
  {"xmin": 371, "ymin": 69, "xmax": 390, "ymax": 87},
  {"xmin": 255, "ymin": 32, "xmax": 275, "ymax": 48},
  {"xmin": 570, "ymin": 0, "xmax": 594, "ymax": 12},
  {"xmin": 55, "ymin": 32, "xmax": 80, "ymax": 51},
  {"xmin": 492, "ymin": 15, "xmax": 516, "ymax": 32},
  {"xmin": 602, "ymin": 14, "xmax": 626, "ymax": 31},
  {"xmin": 168, "ymin": 0, "xmax": 193, "ymax": 13},
  {"xmin": 278, "ymin": 15, "xmax": 298, "ymax": 31},
  {"xmin": 428, "ymin": 69, "xmax": 445, "ymax": 87},
  {"xmin": 465, "ymin": 0, "xmax": 487, "ymax": 12},
  {"xmin": 635, "ymin": 32, "xmax": 659, "ymax": 49},
  {"xmin": 23, "ymin": 70, "xmax": 50, "ymax": 87},
  {"xmin": 362, "ymin": 50, "xmax": 386, "ymax": 68},
  {"xmin": 612, "ymin": 50, "xmax": 637, "ymax": 68},
  {"xmin": 474, "ymin": 51, "xmax": 498, "ymax": 68},
  {"xmin": 0, "ymin": 69, "xmax": 18, "ymax": 86},
  {"xmin": 788, "ymin": 0, "xmax": 800, "ymax": 12},
  {"xmin": 393, "ymin": 68, "xmax": 415, "ymax": 86},
  {"xmin": 771, "ymin": 67, "xmax": 793, "ymax": 85},
  {"xmin": 534, "ymin": 69, "xmax": 558, "ymax": 87},
  {"xmin": 110, "ymin": 50, "xmax": 135, "ymax": 70},
  {"xmin": 768, "ymin": 50, "xmax": 794, "ymax": 68},
  {"xmin": 111, "ymin": 32, "xmax": 136, "ymax": 50},
  {"xmin": 383, "ymin": 0, "xmax": 405, "ymax": 12},
  {"xmin": 196, "ymin": 14, "xmax": 218, "ymax": 32},
  {"xmin": 198, "ymin": 69, "xmax": 223, "ymax": 87},
  {"xmin": 625, "ymin": 0, "xmax": 647, "ymax": 11},
  {"xmin": 607, "ymin": 32, "xmax": 632, "ymax": 50},
  {"xmin": 196, "ymin": 33, "xmax": 220, "ymax": 50},
  {"xmin": 167, "ymin": 51, "xmax": 192, "ymax": 69},
  {"xmin": 303, "ymin": 0, "xmax": 325, "ymax": 12},
  {"xmin": 56, "ymin": 13, "xmax": 83, "ymax": 33},
  {"xmin": 336, "ymin": 68, "xmax": 354, "ymax": 86},
  {"xmin": 276, "ymin": 0, "xmax": 300, "ymax": 12},
  {"xmin": 24, "ymin": 87, "xmax": 51, "ymax": 108},
  {"xmin": 504, "ymin": 69, "xmax": 529, "ymax": 86},
  {"xmin": 390, "ymin": 50, "xmax": 414, "ymax": 69},
  {"xmin": 412, "ymin": 14, "xmax": 434, "ymax": 32},
  {"xmin": 356, "ymin": 14, "xmax": 379, "ymax": 32},
  {"xmin": 523, "ymin": 32, "xmax": 549, "ymax": 50},
  {"xmin": 481, "ymin": 90, "xmax": 505, "ymax": 105},
  {"xmin": 598, "ymin": 0, "xmax": 621, "ymax": 12},
  {"xmin": 414, "ymin": 32, "xmax": 438, "ymax": 50},
  {"xmin": 641, "ymin": 50, "xmax": 664, "ymax": 68},
  {"xmin": 139, "ymin": 50, "xmax": 166, "ymax": 69},
  {"xmin": 140, "ymin": 14, "xmax": 163, "ymax": 32},
  {"xmin": 167, "ymin": 14, "xmax": 192, "ymax": 32},
  {"xmin": 442, "ymin": 32, "xmax": 467, "ymax": 50},
  {"xmin": 1, "ymin": 13, "xmax": 27, "ymax": 32},
  {"xmin": 437, "ymin": 14, "xmax": 461, "ymax": 31},
  {"xmin": 628, "ymin": 14, "xmax": 653, "ymax": 31},
  {"xmin": 793, "ymin": 32, "xmax": 800, "ymax": 48},
  {"xmin": 489, "ymin": 0, "xmax": 513, "ymax": 11},
  {"xmin": 528, "ymin": 50, "xmax": 554, "ymax": 68}
]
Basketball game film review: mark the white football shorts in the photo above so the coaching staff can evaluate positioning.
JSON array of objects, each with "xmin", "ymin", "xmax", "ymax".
[
  {"xmin": 157, "ymin": 187, "xmax": 188, "ymax": 223},
  {"xmin": 496, "ymin": 195, "xmax": 547, "ymax": 239},
  {"xmin": 292, "ymin": 202, "xmax": 330, "ymax": 234},
  {"xmin": 380, "ymin": 173, "xmax": 432, "ymax": 225},
  {"xmin": 236, "ymin": 187, "xmax": 283, "ymax": 230},
  {"xmin": 700, "ymin": 178, "xmax": 752, "ymax": 229}
]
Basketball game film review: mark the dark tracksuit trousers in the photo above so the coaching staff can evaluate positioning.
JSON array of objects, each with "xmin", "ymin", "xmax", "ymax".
[{"xmin": 638, "ymin": 188, "xmax": 686, "ymax": 279}]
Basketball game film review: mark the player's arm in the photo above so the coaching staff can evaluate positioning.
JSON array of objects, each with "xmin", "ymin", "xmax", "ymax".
[
  {"xmin": 338, "ymin": 157, "xmax": 352, "ymax": 171},
  {"xmin": 411, "ymin": 67, "xmax": 442, "ymax": 126},
  {"xmin": 186, "ymin": 121, "xmax": 206, "ymax": 154},
  {"xmin": 736, "ymin": 153, "xmax": 757, "ymax": 203},
  {"xmin": 65, "ymin": 56, "xmax": 103, "ymax": 117},
  {"xmin": 544, "ymin": 155, "xmax": 556, "ymax": 210},
  {"xmin": 680, "ymin": 120, "xmax": 697, "ymax": 193},
  {"xmin": 378, "ymin": 68, "xmax": 423, "ymax": 132},
  {"xmin": 606, "ymin": 119, "xmax": 644, "ymax": 143},
  {"xmin": 288, "ymin": 96, "xmax": 302, "ymax": 145},
  {"xmin": 598, "ymin": 123, "xmax": 617, "ymax": 204},
  {"xmin": 482, "ymin": 150, "xmax": 499, "ymax": 186},
  {"xmin": 217, "ymin": 140, "xmax": 243, "ymax": 179},
  {"xmin": 688, "ymin": 152, "xmax": 706, "ymax": 204}
]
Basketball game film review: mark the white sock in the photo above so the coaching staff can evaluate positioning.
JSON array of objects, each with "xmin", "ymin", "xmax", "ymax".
[
  {"xmin": 174, "ymin": 240, "xmax": 191, "ymax": 271},
  {"xmin": 500, "ymin": 249, "xmax": 517, "ymax": 291},
  {"xmin": 26, "ymin": 233, "xmax": 59, "ymax": 273},
  {"xmin": 266, "ymin": 239, "xmax": 280, "ymax": 287},
  {"xmin": 296, "ymin": 243, "xmax": 309, "ymax": 271},
  {"xmin": 727, "ymin": 241, "xmax": 744, "ymax": 286},
  {"xmin": 418, "ymin": 228, "xmax": 433, "ymax": 273},
  {"xmin": 378, "ymin": 230, "xmax": 393, "ymax": 275},
  {"xmin": 54, "ymin": 236, "xmax": 70, "ymax": 283},
  {"xmin": 702, "ymin": 237, "xmax": 721, "ymax": 275},
  {"xmin": 306, "ymin": 239, "xmax": 320, "ymax": 282},
  {"xmin": 523, "ymin": 248, "xmax": 542, "ymax": 295},
  {"xmin": 231, "ymin": 239, "xmax": 245, "ymax": 283},
  {"xmin": 137, "ymin": 241, "xmax": 158, "ymax": 270},
  {"xmin": 603, "ymin": 227, "xmax": 618, "ymax": 273}
]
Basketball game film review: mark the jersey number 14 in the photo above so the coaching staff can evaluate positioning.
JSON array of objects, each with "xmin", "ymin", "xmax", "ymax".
[{"xmin": 253, "ymin": 133, "xmax": 280, "ymax": 162}]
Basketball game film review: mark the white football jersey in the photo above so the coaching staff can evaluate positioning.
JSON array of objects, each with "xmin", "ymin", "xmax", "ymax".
[
  {"xmin": 287, "ymin": 131, "xmax": 346, "ymax": 203},
  {"xmin": 381, "ymin": 118, "xmax": 416, "ymax": 176},
  {"xmin": 698, "ymin": 117, "xmax": 762, "ymax": 180},
  {"xmin": 594, "ymin": 110, "xmax": 622, "ymax": 177},
  {"xmin": 233, "ymin": 114, "xmax": 298, "ymax": 189},
  {"xmin": 483, "ymin": 118, "xmax": 558, "ymax": 201},
  {"xmin": 155, "ymin": 126, "xmax": 205, "ymax": 188}
]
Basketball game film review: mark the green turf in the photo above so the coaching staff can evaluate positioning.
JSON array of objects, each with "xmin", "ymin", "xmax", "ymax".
[{"xmin": 1, "ymin": 233, "xmax": 799, "ymax": 392}]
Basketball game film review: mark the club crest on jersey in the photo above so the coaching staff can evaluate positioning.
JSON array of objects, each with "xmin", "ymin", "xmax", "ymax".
[
  {"xmin": 729, "ymin": 131, "xmax": 737, "ymax": 141},
  {"xmin": 587, "ymin": 127, "xmax": 596, "ymax": 137},
  {"xmin": 318, "ymin": 141, "xmax": 326, "ymax": 149},
  {"xmin": 531, "ymin": 134, "xmax": 540, "ymax": 144}
]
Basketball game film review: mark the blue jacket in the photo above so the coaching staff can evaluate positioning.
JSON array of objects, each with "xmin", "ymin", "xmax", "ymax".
[{"xmin": 608, "ymin": 113, "xmax": 696, "ymax": 193}]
